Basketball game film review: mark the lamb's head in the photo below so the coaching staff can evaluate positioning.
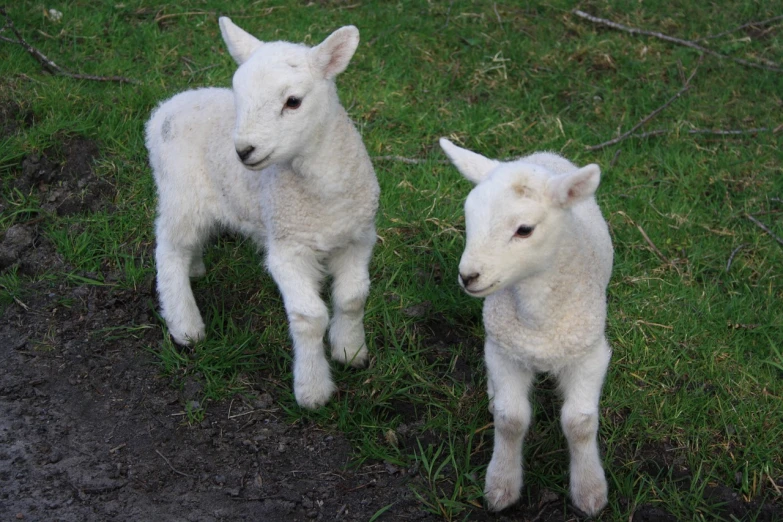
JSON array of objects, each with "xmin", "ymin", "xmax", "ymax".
[
  {"xmin": 440, "ymin": 138, "xmax": 601, "ymax": 297},
  {"xmin": 219, "ymin": 18, "xmax": 360, "ymax": 170}
]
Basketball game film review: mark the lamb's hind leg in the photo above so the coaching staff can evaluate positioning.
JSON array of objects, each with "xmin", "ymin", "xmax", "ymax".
[
  {"xmin": 483, "ymin": 339, "xmax": 534, "ymax": 511},
  {"xmin": 155, "ymin": 225, "xmax": 206, "ymax": 345},
  {"xmin": 188, "ymin": 246, "xmax": 206, "ymax": 278},
  {"xmin": 327, "ymin": 239, "xmax": 373, "ymax": 367},
  {"xmin": 267, "ymin": 243, "xmax": 334, "ymax": 409},
  {"xmin": 558, "ymin": 340, "xmax": 611, "ymax": 516}
]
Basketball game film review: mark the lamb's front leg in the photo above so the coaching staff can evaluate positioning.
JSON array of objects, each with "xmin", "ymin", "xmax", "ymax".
[
  {"xmin": 267, "ymin": 243, "xmax": 334, "ymax": 409},
  {"xmin": 484, "ymin": 339, "xmax": 534, "ymax": 511},
  {"xmin": 327, "ymin": 238, "xmax": 374, "ymax": 367},
  {"xmin": 557, "ymin": 341, "xmax": 611, "ymax": 516},
  {"xmin": 155, "ymin": 231, "xmax": 206, "ymax": 345}
]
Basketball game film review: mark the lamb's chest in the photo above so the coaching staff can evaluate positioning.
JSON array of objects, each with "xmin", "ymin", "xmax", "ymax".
[
  {"xmin": 482, "ymin": 291, "xmax": 601, "ymax": 372},
  {"xmin": 262, "ymin": 169, "xmax": 377, "ymax": 249}
]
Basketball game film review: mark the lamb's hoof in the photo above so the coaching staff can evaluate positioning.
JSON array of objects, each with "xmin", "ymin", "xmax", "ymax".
[
  {"xmin": 484, "ymin": 469, "xmax": 522, "ymax": 512},
  {"xmin": 329, "ymin": 319, "xmax": 368, "ymax": 367},
  {"xmin": 331, "ymin": 343, "xmax": 368, "ymax": 367},
  {"xmin": 167, "ymin": 322, "xmax": 205, "ymax": 347},
  {"xmin": 570, "ymin": 473, "xmax": 608, "ymax": 516},
  {"xmin": 294, "ymin": 376, "xmax": 336, "ymax": 410}
]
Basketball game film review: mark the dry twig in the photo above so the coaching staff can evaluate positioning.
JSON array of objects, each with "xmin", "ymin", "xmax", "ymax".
[
  {"xmin": 586, "ymin": 84, "xmax": 691, "ymax": 151},
  {"xmin": 628, "ymin": 126, "xmax": 779, "ymax": 142},
  {"xmin": 374, "ymin": 155, "xmax": 449, "ymax": 165},
  {"xmin": 587, "ymin": 58, "xmax": 701, "ymax": 151},
  {"xmin": 616, "ymin": 211, "xmax": 682, "ymax": 275},
  {"xmin": 726, "ymin": 243, "xmax": 747, "ymax": 272},
  {"xmin": 572, "ymin": 9, "xmax": 783, "ymax": 73},
  {"xmin": 698, "ymin": 15, "xmax": 783, "ymax": 42},
  {"xmin": 746, "ymin": 214, "xmax": 783, "ymax": 248},
  {"xmin": 155, "ymin": 450, "xmax": 195, "ymax": 478},
  {"xmin": 0, "ymin": 7, "xmax": 137, "ymax": 84}
]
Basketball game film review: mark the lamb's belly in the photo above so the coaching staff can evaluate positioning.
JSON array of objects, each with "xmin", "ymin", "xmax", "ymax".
[
  {"xmin": 212, "ymin": 170, "xmax": 265, "ymax": 232},
  {"xmin": 285, "ymin": 213, "xmax": 370, "ymax": 252}
]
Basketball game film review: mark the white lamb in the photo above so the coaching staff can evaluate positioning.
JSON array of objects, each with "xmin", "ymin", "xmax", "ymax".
[
  {"xmin": 440, "ymin": 138, "xmax": 613, "ymax": 515},
  {"xmin": 145, "ymin": 18, "xmax": 379, "ymax": 409}
]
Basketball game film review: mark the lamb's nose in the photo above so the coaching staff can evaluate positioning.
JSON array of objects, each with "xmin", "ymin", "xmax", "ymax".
[
  {"xmin": 459, "ymin": 272, "xmax": 480, "ymax": 288},
  {"xmin": 236, "ymin": 146, "xmax": 255, "ymax": 161}
]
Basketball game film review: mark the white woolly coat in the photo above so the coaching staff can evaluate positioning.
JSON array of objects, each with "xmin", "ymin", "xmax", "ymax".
[
  {"xmin": 146, "ymin": 86, "xmax": 379, "ymax": 257},
  {"xmin": 481, "ymin": 155, "xmax": 613, "ymax": 373}
]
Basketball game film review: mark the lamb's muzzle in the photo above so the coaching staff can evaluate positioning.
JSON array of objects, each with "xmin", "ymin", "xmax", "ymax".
[
  {"xmin": 459, "ymin": 271, "xmax": 480, "ymax": 288},
  {"xmin": 236, "ymin": 145, "xmax": 255, "ymax": 161}
]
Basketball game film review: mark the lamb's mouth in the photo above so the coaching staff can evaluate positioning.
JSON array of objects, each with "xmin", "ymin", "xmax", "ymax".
[
  {"xmin": 243, "ymin": 152, "xmax": 273, "ymax": 169},
  {"xmin": 464, "ymin": 281, "xmax": 499, "ymax": 297}
]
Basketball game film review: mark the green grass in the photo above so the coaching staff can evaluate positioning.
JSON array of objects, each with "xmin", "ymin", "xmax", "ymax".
[{"xmin": 1, "ymin": 1, "xmax": 781, "ymax": 519}]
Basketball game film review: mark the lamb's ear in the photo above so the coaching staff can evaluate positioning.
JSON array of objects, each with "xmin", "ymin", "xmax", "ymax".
[
  {"xmin": 546, "ymin": 164, "xmax": 601, "ymax": 208},
  {"xmin": 439, "ymin": 138, "xmax": 498, "ymax": 184},
  {"xmin": 311, "ymin": 26, "xmax": 360, "ymax": 80},
  {"xmin": 219, "ymin": 17, "xmax": 263, "ymax": 65}
]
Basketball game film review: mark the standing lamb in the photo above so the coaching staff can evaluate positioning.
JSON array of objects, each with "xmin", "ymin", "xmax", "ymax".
[
  {"xmin": 440, "ymin": 138, "xmax": 613, "ymax": 515},
  {"xmin": 145, "ymin": 18, "xmax": 379, "ymax": 409}
]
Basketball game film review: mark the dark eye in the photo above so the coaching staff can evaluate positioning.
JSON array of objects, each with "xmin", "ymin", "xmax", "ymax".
[
  {"xmin": 515, "ymin": 225, "xmax": 535, "ymax": 238},
  {"xmin": 285, "ymin": 96, "xmax": 302, "ymax": 109}
]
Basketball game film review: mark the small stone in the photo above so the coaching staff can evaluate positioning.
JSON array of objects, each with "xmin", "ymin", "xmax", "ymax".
[
  {"xmin": 252, "ymin": 393, "xmax": 273, "ymax": 409},
  {"xmin": 306, "ymin": 510, "xmax": 318, "ymax": 519}
]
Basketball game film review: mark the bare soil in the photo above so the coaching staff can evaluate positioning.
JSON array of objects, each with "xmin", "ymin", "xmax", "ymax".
[{"xmin": 1, "ymin": 113, "xmax": 780, "ymax": 521}]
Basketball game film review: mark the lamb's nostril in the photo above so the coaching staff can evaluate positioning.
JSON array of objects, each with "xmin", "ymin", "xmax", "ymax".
[
  {"xmin": 460, "ymin": 272, "xmax": 480, "ymax": 287},
  {"xmin": 237, "ymin": 146, "xmax": 255, "ymax": 161}
]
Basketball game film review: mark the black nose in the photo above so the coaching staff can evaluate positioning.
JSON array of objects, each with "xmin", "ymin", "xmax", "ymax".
[
  {"xmin": 236, "ymin": 146, "xmax": 255, "ymax": 161},
  {"xmin": 460, "ymin": 272, "xmax": 480, "ymax": 287}
]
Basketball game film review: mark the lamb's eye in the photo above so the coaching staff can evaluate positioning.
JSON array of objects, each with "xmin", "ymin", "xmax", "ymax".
[
  {"xmin": 515, "ymin": 225, "xmax": 535, "ymax": 238},
  {"xmin": 285, "ymin": 96, "xmax": 302, "ymax": 109}
]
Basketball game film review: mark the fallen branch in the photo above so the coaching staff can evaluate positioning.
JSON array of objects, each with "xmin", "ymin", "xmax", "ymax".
[
  {"xmin": 628, "ymin": 126, "xmax": 779, "ymax": 142},
  {"xmin": 572, "ymin": 9, "xmax": 783, "ymax": 73},
  {"xmin": 0, "ymin": 7, "xmax": 137, "ymax": 84},
  {"xmin": 374, "ymin": 155, "xmax": 449, "ymax": 165},
  {"xmin": 586, "ymin": 84, "xmax": 691, "ymax": 151},
  {"xmin": 698, "ymin": 15, "xmax": 783, "ymax": 42},
  {"xmin": 585, "ymin": 57, "xmax": 703, "ymax": 151},
  {"xmin": 746, "ymin": 214, "xmax": 783, "ymax": 248},
  {"xmin": 616, "ymin": 211, "xmax": 682, "ymax": 275}
]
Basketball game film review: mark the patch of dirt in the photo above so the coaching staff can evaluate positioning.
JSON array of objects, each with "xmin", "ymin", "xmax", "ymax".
[
  {"xmin": 0, "ymin": 223, "xmax": 63, "ymax": 275},
  {"xmin": 14, "ymin": 136, "xmax": 114, "ymax": 216},
  {"xmin": 0, "ymin": 279, "xmax": 436, "ymax": 522},
  {"xmin": 0, "ymin": 100, "xmax": 35, "ymax": 139}
]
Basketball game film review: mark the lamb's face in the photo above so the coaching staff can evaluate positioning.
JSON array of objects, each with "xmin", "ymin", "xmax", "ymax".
[
  {"xmin": 218, "ymin": 18, "xmax": 360, "ymax": 171},
  {"xmin": 231, "ymin": 45, "xmax": 327, "ymax": 170},
  {"xmin": 439, "ymin": 138, "xmax": 602, "ymax": 299},
  {"xmin": 458, "ymin": 166, "xmax": 565, "ymax": 297}
]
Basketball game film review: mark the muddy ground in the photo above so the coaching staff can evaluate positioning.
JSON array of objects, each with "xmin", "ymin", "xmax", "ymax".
[{"xmin": 1, "ymin": 113, "xmax": 781, "ymax": 521}]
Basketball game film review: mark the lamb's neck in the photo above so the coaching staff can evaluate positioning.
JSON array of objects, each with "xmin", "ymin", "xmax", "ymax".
[
  {"xmin": 507, "ymin": 229, "xmax": 584, "ymax": 327},
  {"xmin": 291, "ymin": 105, "xmax": 369, "ymax": 188}
]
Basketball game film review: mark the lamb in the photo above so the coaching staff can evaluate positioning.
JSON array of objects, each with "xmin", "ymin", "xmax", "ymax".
[
  {"xmin": 145, "ymin": 18, "xmax": 379, "ymax": 410},
  {"xmin": 439, "ymin": 138, "xmax": 613, "ymax": 515}
]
